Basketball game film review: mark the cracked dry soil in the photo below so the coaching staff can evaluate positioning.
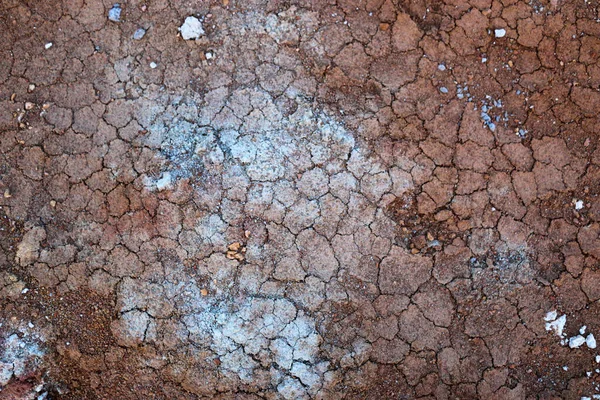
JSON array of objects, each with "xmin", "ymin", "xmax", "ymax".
[{"xmin": 2, "ymin": 0, "xmax": 600, "ymax": 399}]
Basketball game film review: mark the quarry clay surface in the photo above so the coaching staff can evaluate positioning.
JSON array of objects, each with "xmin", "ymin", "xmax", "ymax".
[{"xmin": 2, "ymin": 0, "xmax": 600, "ymax": 399}]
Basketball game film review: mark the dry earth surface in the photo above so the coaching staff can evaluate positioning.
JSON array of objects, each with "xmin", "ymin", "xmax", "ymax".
[{"xmin": 1, "ymin": 0, "xmax": 600, "ymax": 399}]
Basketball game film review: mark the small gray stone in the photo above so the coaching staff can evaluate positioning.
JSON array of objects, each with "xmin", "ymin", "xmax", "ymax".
[
  {"xmin": 108, "ymin": 4, "xmax": 121, "ymax": 22},
  {"xmin": 133, "ymin": 28, "xmax": 146, "ymax": 40}
]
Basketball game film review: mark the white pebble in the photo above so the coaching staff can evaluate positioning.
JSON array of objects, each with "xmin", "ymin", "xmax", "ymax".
[
  {"xmin": 582, "ymin": 326, "xmax": 588, "ymax": 335},
  {"xmin": 546, "ymin": 314, "xmax": 567, "ymax": 337},
  {"xmin": 44, "ymin": 42, "xmax": 53, "ymax": 49},
  {"xmin": 576, "ymin": 200, "xmax": 584, "ymax": 210},
  {"xmin": 133, "ymin": 28, "xmax": 146, "ymax": 40},
  {"xmin": 108, "ymin": 4, "xmax": 121, "ymax": 22},
  {"xmin": 150, "ymin": 62, "xmax": 157, "ymax": 69},
  {"xmin": 569, "ymin": 335, "xmax": 586, "ymax": 348},
  {"xmin": 179, "ymin": 16, "xmax": 205, "ymax": 40},
  {"xmin": 494, "ymin": 28, "xmax": 506, "ymax": 38},
  {"xmin": 588, "ymin": 334, "xmax": 597, "ymax": 349}
]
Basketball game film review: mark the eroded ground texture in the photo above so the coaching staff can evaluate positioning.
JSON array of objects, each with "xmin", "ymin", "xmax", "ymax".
[{"xmin": 3, "ymin": 0, "xmax": 600, "ymax": 399}]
